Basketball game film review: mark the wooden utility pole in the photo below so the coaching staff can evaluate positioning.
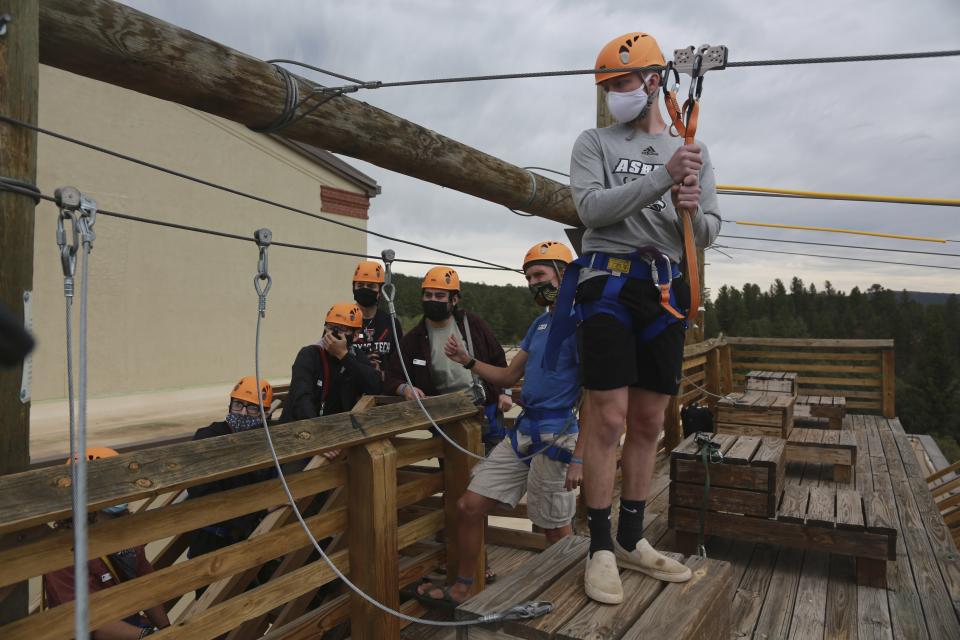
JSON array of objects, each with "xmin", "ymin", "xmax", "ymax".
[
  {"xmin": 37, "ymin": 0, "xmax": 577, "ymax": 225},
  {"xmin": 0, "ymin": 0, "xmax": 38, "ymax": 625}
]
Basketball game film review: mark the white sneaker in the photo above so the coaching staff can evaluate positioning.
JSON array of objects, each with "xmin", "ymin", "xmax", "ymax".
[
  {"xmin": 614, "ymin": 538, "xmax": 692, "ymax": 583},
  {"xmin": 584, "ymin": 550, "xmax": 624, "ymax": 604}
]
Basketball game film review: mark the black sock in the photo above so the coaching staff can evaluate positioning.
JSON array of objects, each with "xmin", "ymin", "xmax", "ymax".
[
  {"xmin": 616, "ymin": 499, "xmax": 646, "ymax": 551},
  {"xmin": 587, "ymin": 506, "xmax": 614, "ymax": 557}
]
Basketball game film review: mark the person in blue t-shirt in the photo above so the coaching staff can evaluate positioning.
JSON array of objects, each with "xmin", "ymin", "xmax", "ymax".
[{"xmin": 414, "ymin": 241, "xmax": 583, "ymax": 607}]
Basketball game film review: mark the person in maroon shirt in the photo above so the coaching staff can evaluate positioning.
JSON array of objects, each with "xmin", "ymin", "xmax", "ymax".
[{"xmin": 43, "ymin": 448, "xmax": 170, "ymax": 639}]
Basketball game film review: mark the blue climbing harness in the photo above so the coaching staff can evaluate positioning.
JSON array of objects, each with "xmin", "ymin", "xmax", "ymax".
[
  {"xmin": 483, "ymin": 402, "xmax": 506, "ymax": 444},
  {"xmin": 544, "ymin": 248, "xmax": 687, "ymax": 370},
  {"xmin": 509, "ymin": 407, "xmax": 578, "ymax": 465}
]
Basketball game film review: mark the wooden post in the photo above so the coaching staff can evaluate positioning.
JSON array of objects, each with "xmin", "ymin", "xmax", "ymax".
[
  {"xmin": 881, "ymin": 348, "xmax": 896, "ymax": 418},
  {"xmin": 347, "ymin": 440, "xmax": 399, "ymax": 640},
  {"xmin": 0, "ymin": 0, "xmax": 38, "ymax": 626},
  {"xmin": 705, "ymin": 346, "xmax": 721, "ymax": 409},
  {"xmin": 719, "ymin": 342, "xmax": 734, "ymax": 394},
  {"xmin": 442, "ymin": 416, "xmax": 485, "ymax": 591},
  {"xmin": 36, "ymin": 0, "xmax": 575, "ymax": 224}
]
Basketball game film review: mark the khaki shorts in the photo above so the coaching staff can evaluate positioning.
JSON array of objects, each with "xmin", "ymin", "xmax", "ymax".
[{"xmin": 467, "ymin": 432, "xmax": 578, "ymax": 530}]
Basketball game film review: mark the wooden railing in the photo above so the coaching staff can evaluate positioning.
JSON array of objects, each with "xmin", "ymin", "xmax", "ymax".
[
  {"xmin": 725, "ymin": 337, "xmax": 895, "ymax": 416},
  {"xmin": 0, "ymin": 392, "xmax": 482, "ymax": 640},
  {"xmin": 661, "ymin": 336, "xmax": 895, "ymax": 450}
]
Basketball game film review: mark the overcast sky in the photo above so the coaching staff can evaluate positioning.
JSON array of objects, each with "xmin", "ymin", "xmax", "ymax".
[{"xmin": 122, "ymin": 0, "xmax": 960, "ymax": 296}]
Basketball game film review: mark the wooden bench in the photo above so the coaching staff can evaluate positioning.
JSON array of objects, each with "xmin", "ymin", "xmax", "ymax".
[
  {"xmin": 745, "ymin": 370, "xmax": 798, "ymax": 396},
  {"xmin": 669, "ymin": 433, "xmax": 896, "ymax": 588},
  {"xmin": 786, "ymin": 427, "xmax": 857, "ymax": 483},
  {"xmin": 456, "ymin": 535, "xmax": 734, "ymax": 640},
  {"xmin": 794, "ymin": 395, "xmax": 846, "ymax": 430},
  {"xmin": 715, "ymin": 391, "xmax": 795, "ymax": 439}
]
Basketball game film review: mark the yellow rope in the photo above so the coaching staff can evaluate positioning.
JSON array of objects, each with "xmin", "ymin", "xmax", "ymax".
[
  {"xmin": 734, "ymin": 221, "xmax": 946, "ymax": 243},
  {"xmin": 717, "ymin": 184, "xmax": 960, "ymax": 207}
]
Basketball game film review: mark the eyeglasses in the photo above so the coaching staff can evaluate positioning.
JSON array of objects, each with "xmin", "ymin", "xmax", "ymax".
[{"xmin": 230, "ymin": 399, "xmax": 262, "ymax": 415}]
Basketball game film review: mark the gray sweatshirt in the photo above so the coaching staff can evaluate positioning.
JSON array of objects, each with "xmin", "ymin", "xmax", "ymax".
[{"xmin": 569, "ymin": 123, "xmax": 722, "ymax": 278}]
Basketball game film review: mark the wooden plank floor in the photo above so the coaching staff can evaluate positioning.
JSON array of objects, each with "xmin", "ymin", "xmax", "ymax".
[{"xmin": 404, "ymin": 415, "xmax": 960, "ymax": 639}]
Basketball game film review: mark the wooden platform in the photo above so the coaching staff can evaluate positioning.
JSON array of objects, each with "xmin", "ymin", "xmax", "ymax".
[
  {"xmin": 785, "ymin": 427, "xmax": 858, "ymax": 483},
  {"xmin": 455, "ymin": 536, "xmax": 733, "ymax": 640},
  {"xmin": 404, "ymin": 414, "xmax": 960, "ymax": 639}
]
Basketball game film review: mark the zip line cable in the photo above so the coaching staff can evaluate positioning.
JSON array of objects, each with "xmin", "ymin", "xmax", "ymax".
[
  {"xmin": 251, "ymin": 241, "xmax": 552, "ymax": 628},
  {"xmin": 731, "ymin": 221, "xmax": 946, "ymax": 243},
  {"xmin": 717, "ymin": 185, "xmax": 960, "ymax": 207},
  {"xmin": 718, "ymin": 234, "xmax": 960, "ymax": 259},
  {"xmin": 0, "ymin": 179, "xmax": 511, "ymax": 272},
  {"xmin": 713, "ymin": 243, "xmax": 960, "ymax": 271},
  {"xmin": 312, "ymin": 49, "xmax": 960, "ymax": 95},
  {"xmin": 0, "ymin": 115, "xmax": 515, "ymax": 272}
]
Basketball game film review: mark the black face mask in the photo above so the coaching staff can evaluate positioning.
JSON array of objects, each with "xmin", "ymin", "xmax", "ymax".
[
  {"xmin": 353, "ymin": 287, "xmax": 379, "ymax": 308},
  {"xmin": 422, "ymin": 300, "xmax": 452, "ymax": 321},
  {"xmin": 529, "ymin": 281, "xmax": 559, "ymax": 307}
]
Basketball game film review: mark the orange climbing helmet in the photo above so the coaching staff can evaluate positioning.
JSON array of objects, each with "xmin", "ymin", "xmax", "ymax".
[
  {"xmin": 522, "ymin": 241, "xmax": 573, "ymax": 271},
  {"xmin": 353, "ymin": 260, "xmax": 385, "ymax": 284},
  {"xmin": 325, "ymin": 302, "xmax": 363, "ymax": 329},
  {"xmin": 422, "ymin": 266, "xmax": 460, "ymax": 292},
  {"xmin": 230, "ymin": 375, "xmax": 274, "ymax": 409},
  {"xmin": 595, "ymin": 32, "xmax": 665, "ymax": 85},
  {"xmin": 65, "ymin": 446, "xmax": 119, "ymax": 463}
]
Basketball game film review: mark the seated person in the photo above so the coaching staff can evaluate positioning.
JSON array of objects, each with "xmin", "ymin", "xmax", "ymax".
[
  {"xmin": 43, "ymin": 447, "xmax": 171, "ymax": 638},
  {"xmin": 415, "ymin": 242, "xmax": 583, "ymax": 606},
  {"xmin": 187, "ymin": 377, "xmax": 278, "ymax": 563},
  {"xmin": 350, "ymin": 260, "xmax": 404, "ymax": 375},
  {"xmin": 383, "ymin": 266, "xmax": 512, "ymax": 447}
]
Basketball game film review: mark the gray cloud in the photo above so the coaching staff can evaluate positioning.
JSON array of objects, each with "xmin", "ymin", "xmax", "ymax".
[{"xmin": 122, "ymin": 0, "xmax": 960, "ymax": 293}]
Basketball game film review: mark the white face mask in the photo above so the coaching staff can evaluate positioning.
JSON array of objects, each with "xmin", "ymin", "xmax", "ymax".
[{"xmin": 606, "ymin": 84, "xmax": 652, "ymax": 124}]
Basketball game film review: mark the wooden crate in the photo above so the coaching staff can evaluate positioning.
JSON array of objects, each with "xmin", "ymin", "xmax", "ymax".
[
  {"xmin": 715, "ymin": 391, "xmax": 795, "ymax": 439},
  {"xmin": 669, "ymin": 433, "xmax": 785, "ymax": 518},
  {"xmin": 794, "ymin": 394, "xmax": 846, "ymax": 429},
  {"xmin": 745, "ymin": 370, "xmax": 798, "ymax": 396}
]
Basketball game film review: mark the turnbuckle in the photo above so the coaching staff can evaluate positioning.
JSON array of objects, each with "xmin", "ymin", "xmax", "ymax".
[{"xmin": 253, "ymin": 228, "xmax": 273, "ymax": 315}]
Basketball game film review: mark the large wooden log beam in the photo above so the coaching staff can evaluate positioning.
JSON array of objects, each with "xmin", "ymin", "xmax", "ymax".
[{"xmin": 37, "ymin": 0, "xmax": 578, "ymax": 225}]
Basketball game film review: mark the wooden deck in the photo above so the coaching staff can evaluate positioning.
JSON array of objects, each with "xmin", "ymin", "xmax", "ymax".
[{"xmin": 404, "ymin": 414, "xmax": 960, "ymax": 639}]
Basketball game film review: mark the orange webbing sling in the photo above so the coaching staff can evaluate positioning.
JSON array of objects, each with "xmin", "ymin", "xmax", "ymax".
[{"xmin": 663, "ymin": 76, "xmax": 702, "ymax": 328}]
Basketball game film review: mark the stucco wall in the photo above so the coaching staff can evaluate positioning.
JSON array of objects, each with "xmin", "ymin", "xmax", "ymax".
[{"xmin": 30, "ymin": 66, "xmax": 371, "ymax": 401}]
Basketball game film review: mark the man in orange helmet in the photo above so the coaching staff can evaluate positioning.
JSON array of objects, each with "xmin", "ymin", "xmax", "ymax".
[
  {"xmin": 43, "ymin": 448, "xmax": 171, "ymax": 637},
  {"xmin": 187, "ymin": 376, "xmax": 280, "ymax": 567},
  {"xmin": 283, "ymin": 302, "xmax": 382, "ymax": 425},
  {"xmin": 414, "ymin": 242, "xmax": 584, "ymax": 607},
  {"xmin": 552, "ymin": 33, "xmax": 722, "ymax": 603},
  {"xmin": 384, "ymin": 266, "xmax": 511, "ymax": 447},
  {"xmin": 350, "ymin": 260, "xmax": 403, "ymax": 375}
]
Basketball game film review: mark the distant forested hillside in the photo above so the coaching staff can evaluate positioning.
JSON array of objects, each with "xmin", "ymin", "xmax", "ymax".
[{"xmin": 706, "ymin": 279, "xmax": 960, "ymax": 461}]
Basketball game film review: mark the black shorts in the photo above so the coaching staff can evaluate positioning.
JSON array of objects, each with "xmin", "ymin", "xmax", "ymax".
[{"xmin": 575, "ymin": 275, "xmax": 689, "ymax": 394}]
